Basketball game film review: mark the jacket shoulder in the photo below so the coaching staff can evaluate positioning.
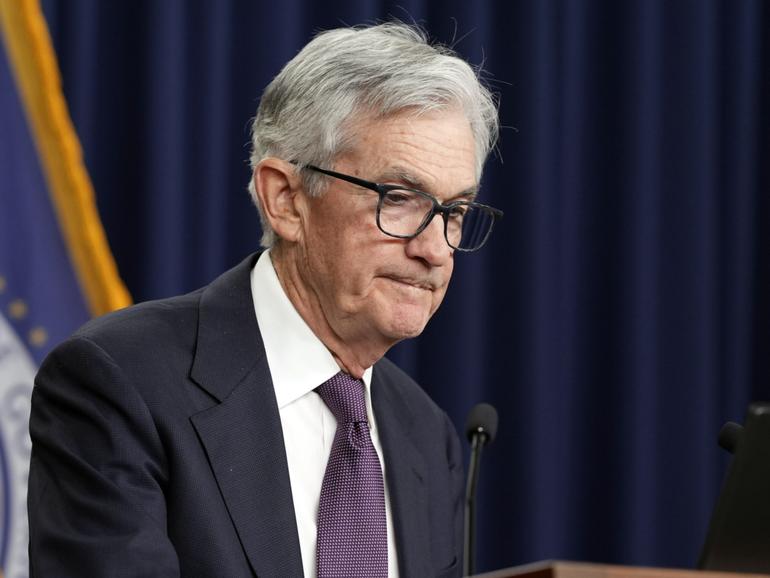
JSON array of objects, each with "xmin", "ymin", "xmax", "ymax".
[
  {"xmin": 373, "ymin": 356, "xmax": 450, "ymax": 425},
  {"xmin": 73, "ymin": 289, "xmax": 203, "ymax": 353}
]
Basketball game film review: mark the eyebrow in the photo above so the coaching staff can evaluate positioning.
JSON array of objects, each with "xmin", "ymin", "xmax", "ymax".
[{"xmin": 376, "ymin": 166, "xmax": 480, "ymax": 202}]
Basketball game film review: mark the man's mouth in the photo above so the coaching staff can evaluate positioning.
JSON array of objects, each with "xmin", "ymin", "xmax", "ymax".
[{"xmin": 383, "ymin": 276, "xmax": 435, "ymax": 292}]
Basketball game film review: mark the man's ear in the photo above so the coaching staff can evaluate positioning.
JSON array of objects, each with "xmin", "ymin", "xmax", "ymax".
[{"xmin": 253, "ymin": 158, "xmax": 306, "ymax": 243}]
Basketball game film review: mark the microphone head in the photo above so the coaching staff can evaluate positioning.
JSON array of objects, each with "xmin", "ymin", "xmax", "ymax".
[
  {"xmin": 718, "ymin": 421, "xmax": 744, "ymax": 454},
  {"xmin": 465, "ymin": 403, "xmax": 499, "ymax": 444}
]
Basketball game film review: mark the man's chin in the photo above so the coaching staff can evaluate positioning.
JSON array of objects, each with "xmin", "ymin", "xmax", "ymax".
[{"xmin": 382, "ymin": 310, "xmax": 432, "ymax": 341}]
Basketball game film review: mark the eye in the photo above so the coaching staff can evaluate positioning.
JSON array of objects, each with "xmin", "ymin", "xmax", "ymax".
[
  {"xmin": 382, "ymin": 190, "xmax": 416, "ymax": 207},
  {"xmin": 448, "ymin": 204, "xmax": 469, "ymax": 222}
]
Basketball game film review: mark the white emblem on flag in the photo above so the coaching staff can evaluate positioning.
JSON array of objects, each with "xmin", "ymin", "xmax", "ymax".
[{"xmin": 0, "ymin": 312, "xmax": 34, "ymax": 578}]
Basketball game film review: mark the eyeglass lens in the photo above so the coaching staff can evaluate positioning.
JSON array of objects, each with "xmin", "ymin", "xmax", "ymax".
[{"xmin": 377, "ymin": 190, "xmax": 495, "ymax": 251}]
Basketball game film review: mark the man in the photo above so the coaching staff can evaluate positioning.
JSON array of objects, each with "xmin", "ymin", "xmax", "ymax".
[{"xmin": 28, "ymin": 23, "xmax": 501, "ymax": 577}]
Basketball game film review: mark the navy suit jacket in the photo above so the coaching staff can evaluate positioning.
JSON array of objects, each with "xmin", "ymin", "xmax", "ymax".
[{"xmin": 28, "ymin": 254, "xmax": 464, "ymax": 577}]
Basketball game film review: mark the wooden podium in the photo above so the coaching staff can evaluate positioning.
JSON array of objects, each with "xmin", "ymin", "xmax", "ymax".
[{"xmin": 473, "ymin": 560, "xmax": 770, "ymax": 578}]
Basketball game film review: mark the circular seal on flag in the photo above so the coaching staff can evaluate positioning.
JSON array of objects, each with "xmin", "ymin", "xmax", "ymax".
[{"xmin": 0, "ymin": 313, "xmax": 35, "ymax": 578}]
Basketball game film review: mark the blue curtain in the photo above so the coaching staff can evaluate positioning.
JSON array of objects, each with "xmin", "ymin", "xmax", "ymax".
[{"xmin": 41, "ymin": 0, "xmax": 770, "ymax": 573}]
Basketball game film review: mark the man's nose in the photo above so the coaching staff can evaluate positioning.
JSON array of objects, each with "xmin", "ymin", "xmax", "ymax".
[{"xmin": 404, "ymin": 213, "xmax": 453, "ymax": 265}]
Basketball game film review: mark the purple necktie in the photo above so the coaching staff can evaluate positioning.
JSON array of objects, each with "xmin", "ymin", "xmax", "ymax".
[{"xmin": 315, "ymin": 371, "xmax": 388, "ymax": 577}]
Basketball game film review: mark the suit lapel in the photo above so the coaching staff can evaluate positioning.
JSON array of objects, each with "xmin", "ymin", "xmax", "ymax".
[
  {"xmin": 372, "ymin": 366, "xmax": 431, "ymax": 578},
  {"xmin": 189, "ymin": 254, "xmax": 303, "ymax": 577}
]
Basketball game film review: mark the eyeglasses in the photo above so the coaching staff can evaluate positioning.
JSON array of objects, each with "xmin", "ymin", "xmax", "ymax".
[{"xmin": 302, "ymin": 165, "xmax": 503, "ymax": 252}]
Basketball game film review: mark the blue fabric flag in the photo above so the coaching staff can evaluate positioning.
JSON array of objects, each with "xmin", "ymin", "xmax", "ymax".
[{"xmin": 0, "ymin": 2, "xmax": 130, "ymax": 575}]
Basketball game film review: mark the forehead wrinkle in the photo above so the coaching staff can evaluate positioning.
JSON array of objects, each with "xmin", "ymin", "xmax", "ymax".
[{"xmin": 344, "ymin": 109, "xmax": 478, "ymax": 202}]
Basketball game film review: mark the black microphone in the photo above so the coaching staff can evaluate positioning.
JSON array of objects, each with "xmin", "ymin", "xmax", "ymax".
[
  {"xmin": 463, "ymin": 403, "xmax": 498, "ymax": 577},
  {"xmin": 718, "ymin": 421, "xmax": 744, "ymax": 454}
]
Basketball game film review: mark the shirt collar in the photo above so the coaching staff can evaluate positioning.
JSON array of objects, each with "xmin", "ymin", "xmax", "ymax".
[{"xmin": 250, "ymin": 251, "xmax": 372, "ymax": 409}]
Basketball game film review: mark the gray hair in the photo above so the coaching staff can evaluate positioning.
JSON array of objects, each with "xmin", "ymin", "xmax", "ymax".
[{"xmin": 248, "ymin": 22, "xmax": 499, "ymax": 248}]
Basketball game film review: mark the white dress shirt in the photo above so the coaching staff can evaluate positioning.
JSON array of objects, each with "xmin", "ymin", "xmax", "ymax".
[{"xmin": 250, "ymin": 251, "xmax": 399, "ymax": 578}]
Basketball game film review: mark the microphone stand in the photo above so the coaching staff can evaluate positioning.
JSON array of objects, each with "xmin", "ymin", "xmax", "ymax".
[{"xmin": 464, "ymin": 429, "xmax": 487, "ymax": 577}]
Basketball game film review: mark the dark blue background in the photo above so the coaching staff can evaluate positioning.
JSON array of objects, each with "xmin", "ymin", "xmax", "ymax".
[{"xmin": 41, "ymin": 0, "xmax": 770, "ymax": 573}]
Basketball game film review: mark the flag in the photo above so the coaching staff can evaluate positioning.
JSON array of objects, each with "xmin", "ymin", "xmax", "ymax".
[{"xmin": 0, "ymin": 1, "xmax": 130, "ymax": 575}]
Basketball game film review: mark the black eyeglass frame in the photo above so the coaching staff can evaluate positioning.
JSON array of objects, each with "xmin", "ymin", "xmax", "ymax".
[{"xmin": 301, "ymin": 164, "xmax": 503, "ymax": 252}]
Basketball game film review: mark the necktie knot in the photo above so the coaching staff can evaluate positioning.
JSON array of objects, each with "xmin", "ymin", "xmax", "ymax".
[{"xmin": 315, "ymin": 371, "xmax": 368, "ymax": 424}]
